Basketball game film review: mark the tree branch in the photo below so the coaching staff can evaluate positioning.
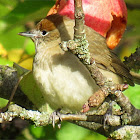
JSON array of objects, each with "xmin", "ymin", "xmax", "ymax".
[
  {"xmin": 124, "ymin": 47, "xmax": 140, "ymax": 84},
  {"xmin": 0, "ymin": 0, "xmax": 140, "ymax": 139},
  {"xmin": 0, "ymin": 65, "xmax": 33, "ymax": 110},
  {"xmin": 0, "ymin": 103, "xmax": 139, "ymax": 139}
]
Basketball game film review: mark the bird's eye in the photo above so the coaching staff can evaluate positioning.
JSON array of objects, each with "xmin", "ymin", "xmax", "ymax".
[{"xmin": 41, "ymin": 30, "xmax": 47, "ymax": 36}]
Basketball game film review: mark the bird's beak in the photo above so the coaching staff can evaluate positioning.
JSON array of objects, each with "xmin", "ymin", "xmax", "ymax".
[{"xmin": 18, "ymin": 31, "xmax": 36, "ymax": 38}]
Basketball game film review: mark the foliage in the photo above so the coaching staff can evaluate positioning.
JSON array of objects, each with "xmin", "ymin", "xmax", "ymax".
[{"xmin": 0, "ymin": 0, "xmax": 139, "ymax": 139}]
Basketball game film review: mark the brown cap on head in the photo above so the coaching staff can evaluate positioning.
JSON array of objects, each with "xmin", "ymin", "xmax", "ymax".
[{"xmin": 36, "ymin": 14, "xmax": 64, "ymax": 32}]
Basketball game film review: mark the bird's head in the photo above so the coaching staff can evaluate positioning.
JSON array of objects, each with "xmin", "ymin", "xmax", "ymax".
[{"xmin": 19, "ymin": 14, "xmax": 74, "ymax": 50}]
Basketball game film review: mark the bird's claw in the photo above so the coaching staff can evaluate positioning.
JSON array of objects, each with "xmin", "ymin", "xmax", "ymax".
[{"xmin": 49, "ymin": 110, "xmax": 62, "ymax": 128}]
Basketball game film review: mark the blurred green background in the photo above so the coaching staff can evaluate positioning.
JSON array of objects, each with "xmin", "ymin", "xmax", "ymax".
[{"xmin": 0, "ymin": 0, "xmax": 139, "ymax": 139}]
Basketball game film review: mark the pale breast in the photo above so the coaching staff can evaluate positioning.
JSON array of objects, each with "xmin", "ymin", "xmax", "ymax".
[{"xmin": 33, "ymin": 47, "xmax": 99, "ymax": 112}]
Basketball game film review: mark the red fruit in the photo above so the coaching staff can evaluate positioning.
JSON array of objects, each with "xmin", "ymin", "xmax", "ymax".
[{"xmin": 47, "ymin": 0, "xmax": 127, "ymax": 49}]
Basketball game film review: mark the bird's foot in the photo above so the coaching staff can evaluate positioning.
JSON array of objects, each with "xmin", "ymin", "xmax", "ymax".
[
  {"xmin": 103, "ymin": 101, "xmax": 113, "ymax": 131},
  {"xmin": 49, "ymin": 109, "xmax": 62, "ymax": 128}
]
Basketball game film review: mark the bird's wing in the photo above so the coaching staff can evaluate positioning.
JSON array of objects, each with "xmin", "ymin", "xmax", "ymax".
[{"xmin": 85, "ymin": 26, "xmax": 134, "ymax": 86}]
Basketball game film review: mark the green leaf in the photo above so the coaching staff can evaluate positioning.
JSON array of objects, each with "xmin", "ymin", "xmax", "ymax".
[
  {"xmin": 56, "ymin": 122, "xmax": 106, "ymax": 140},
  {"xmin": 13, "ymin": 62, "xmax": 29, "ymax": 77},
  {"xmin": 0, "ymin": 26, "xmax": 26, "ymax": 50},
  {"xmin": 0, "ymin": 57, "xmax": 13, "ymax": 66},
  {"xmin": 2, "ymin": 0, "xmax": 55, "ymax": 28},
  {"xmin": 124, "ymin": 84, "xmax": 140, "ymax": 109},
  {"xmin": 0, "ymin": 0, "xmax": 17, "ymax": 17},
  {"xmin": 25, "ymin": 39, "xmax": 35, "ymax": 55},
  {"xmin": 19, "ymin": 71, "xmax": 52, "ymax": 112},
  {"xmin": 29, "ymin": 125, "xmax": 45, "ymax": 139},
  {"xmin": 57, "ymin": 123, "xmax": 89, "ymax": 140},
  {"xmin": 0, "ymin": 98, "xmax": 8, "ymax": 108}
]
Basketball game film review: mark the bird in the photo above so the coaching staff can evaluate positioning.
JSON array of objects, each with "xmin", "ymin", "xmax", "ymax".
[{"xmin": 19, "ymin": 14, "xmax": 133, "ymax": 113}]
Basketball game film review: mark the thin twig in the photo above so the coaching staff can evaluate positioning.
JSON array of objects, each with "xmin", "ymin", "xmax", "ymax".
[{"xmin": 0, "ymin": 76, "xmax": 23, "ymax": 112}]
